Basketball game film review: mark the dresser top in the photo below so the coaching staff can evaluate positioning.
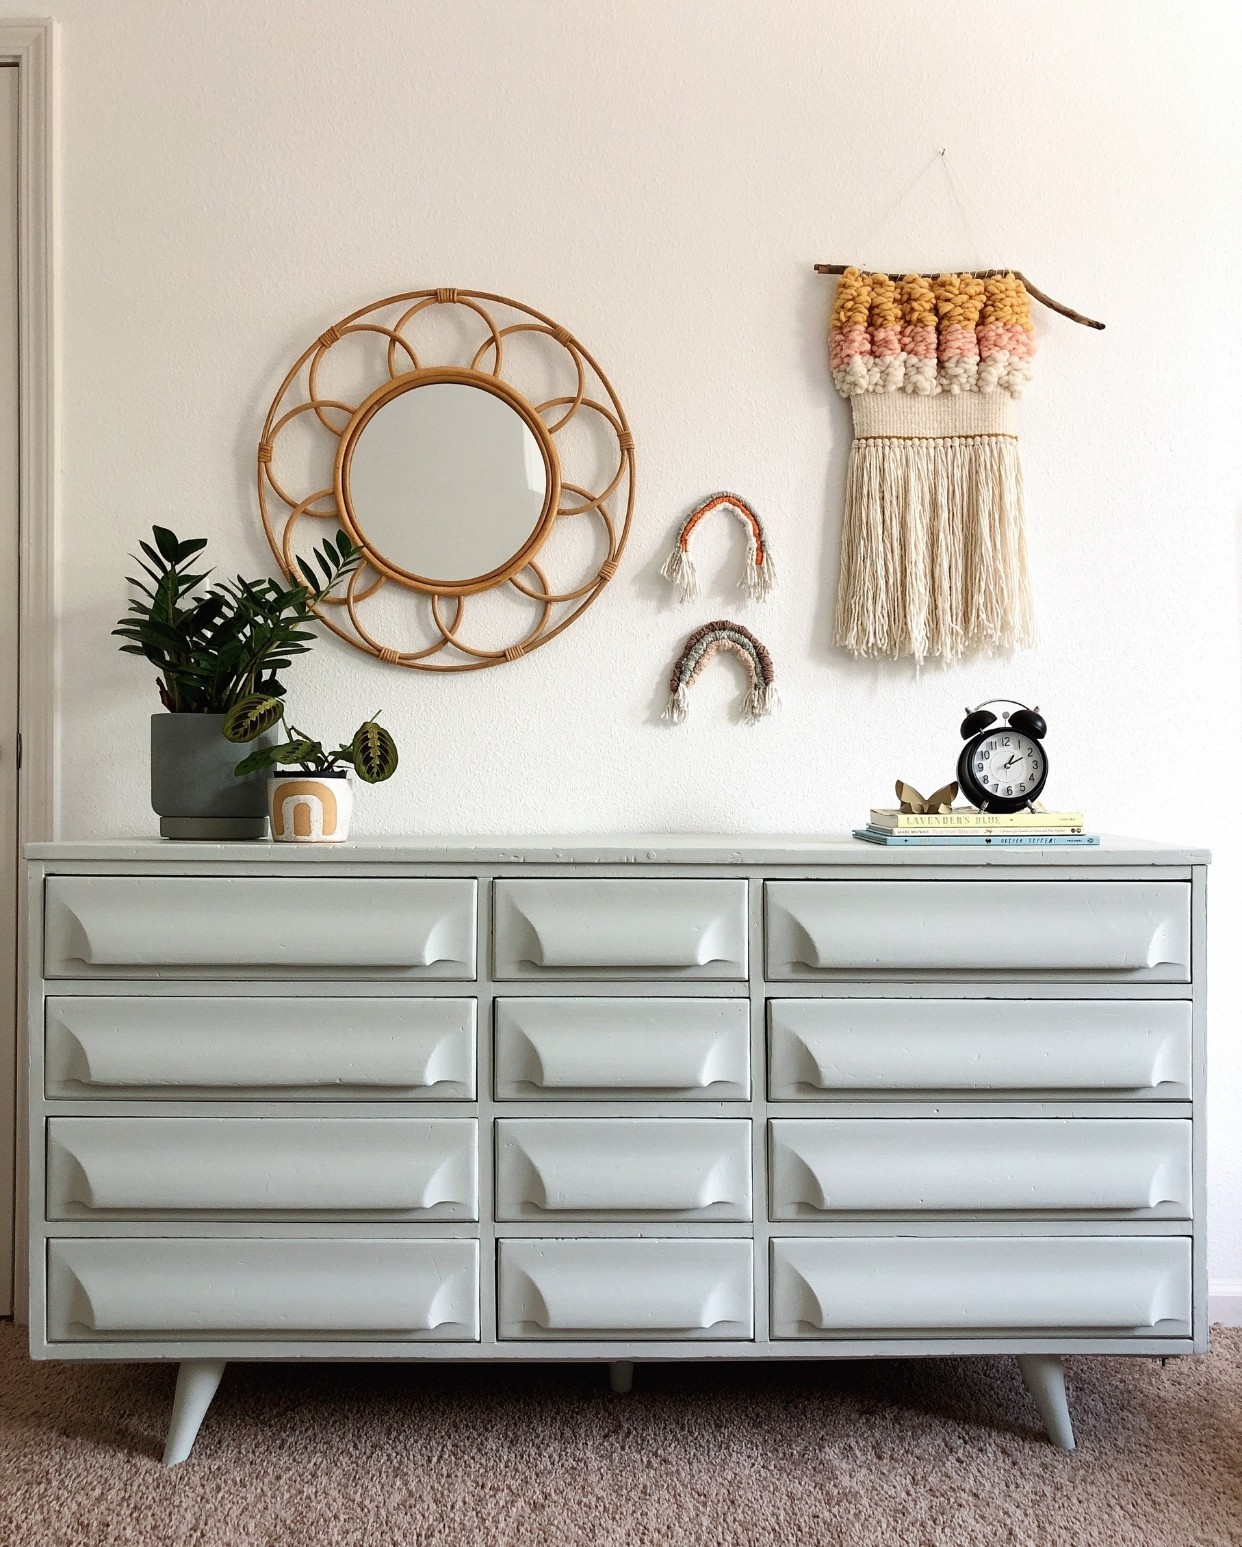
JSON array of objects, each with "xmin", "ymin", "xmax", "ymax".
[{"xmin": 26, "ymin": 834, "xmax": 1208, "ymax": 866}]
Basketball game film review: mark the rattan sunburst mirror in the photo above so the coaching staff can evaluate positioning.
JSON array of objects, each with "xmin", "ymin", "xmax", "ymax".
[{"xmin": 258, "ymin": 288, "xmax": 635, "ymax": 671}]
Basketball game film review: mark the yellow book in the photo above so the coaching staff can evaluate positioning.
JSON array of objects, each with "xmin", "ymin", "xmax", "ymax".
[{"xmin": 869, "ymin": 808, "xmax": 1084, "ymax": 830}]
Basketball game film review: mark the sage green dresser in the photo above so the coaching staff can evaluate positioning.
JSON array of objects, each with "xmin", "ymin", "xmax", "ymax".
[{"xmin": 26, "ymin": 837, "xmax": 1207, "ymax": 1462}]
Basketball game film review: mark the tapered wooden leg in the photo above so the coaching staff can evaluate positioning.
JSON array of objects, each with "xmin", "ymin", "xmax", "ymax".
[
  {"xmin": 608, "ymin": 1360, "xmax": 634, "ymax": 1394},
  {"xmin": 162, "ymin": 1359, "xmax": 227, "ymax": 1466},
  {"xmin": 1017, "ymin": 1355, "xmax": 1075, "ymax": 1451}
]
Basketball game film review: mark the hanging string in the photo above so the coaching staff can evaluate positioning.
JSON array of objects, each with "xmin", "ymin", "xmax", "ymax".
[
  {"xmin": 852, "ymin": 149, "xmax": 947, "ymax": 270},
  {"xmin": 821, "ymin": 147, "xmax": 1105, "ymax": 329}
]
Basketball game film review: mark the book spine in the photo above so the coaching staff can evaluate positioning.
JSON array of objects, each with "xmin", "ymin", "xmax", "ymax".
[
  {"xmin": 864, "ymin": 825, "xmax": 1084, "ymax": 838},
  {"xmin": 869, "ymin": 812, "xmax": 1083, "ymax": 829},
  {"xmin": 853, "ymin": 830, "xmax": 1100, "ymax": 847}
]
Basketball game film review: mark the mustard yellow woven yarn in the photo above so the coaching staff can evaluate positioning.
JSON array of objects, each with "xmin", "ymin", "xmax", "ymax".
[{"xmin": 830, "ymin": 268, "xmax": 1033, "ymax": 331}]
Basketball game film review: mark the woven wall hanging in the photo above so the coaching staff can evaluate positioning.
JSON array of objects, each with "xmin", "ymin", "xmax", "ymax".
[
  {"xmin": 828, "ymin": 268, "xmax": 1043, "ymax": 664},
  {"xmin": 660, "ymin": 493, "xmax": 776, "ymax": 602},
  {"xmin": 663, "ymin": 620, "xmax": 778, "ymax": 725}
]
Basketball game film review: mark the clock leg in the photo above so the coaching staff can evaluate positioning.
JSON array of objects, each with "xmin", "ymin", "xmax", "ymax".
[
  {"xmin": 162, "ymin": 1358, "xmax": 227, "ymax": 1466},
  {"xmin": 1017, "ymin": 1354, "xmax": 1075, "ymax": 1451}
]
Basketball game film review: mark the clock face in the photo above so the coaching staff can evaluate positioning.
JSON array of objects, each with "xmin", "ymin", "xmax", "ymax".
[{"xmin": 969, "ymin": 730, "xmax": 1046, "ymax": 803}]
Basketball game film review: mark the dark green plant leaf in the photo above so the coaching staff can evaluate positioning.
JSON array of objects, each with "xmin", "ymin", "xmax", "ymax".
[
  {"xmin": 222, "ymin": 693, "xmax": 285, "ymax": 744},
  {"xmin": 233, "ymin": 738, "xmax": 318, "ymax": 777},
  {"xmin": 351, "ymin": 719, "xmax": 399, "ymax": 783},
  {"xmin": 152, "ymin": 526, "xmax": 181, "ymax": 563}
]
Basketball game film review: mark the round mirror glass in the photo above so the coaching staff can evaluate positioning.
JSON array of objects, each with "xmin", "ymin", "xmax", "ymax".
[{"xmin": 342, "ymin": 379, "xmax": 553, "ymax": 588}]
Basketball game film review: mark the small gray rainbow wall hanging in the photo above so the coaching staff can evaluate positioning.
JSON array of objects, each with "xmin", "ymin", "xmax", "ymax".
[{"xmin": 663, "ymin": 620, "xmax": 778, "ymax": 725}]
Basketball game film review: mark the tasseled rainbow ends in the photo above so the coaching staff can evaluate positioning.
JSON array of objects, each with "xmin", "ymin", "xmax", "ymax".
[
  {"xmin": 660, "ymin": 493, "xmax": 776, "ymax": 603},
  {"xmin": 663, "ymin": 620, "xmax": 779, "ymax": 726}
]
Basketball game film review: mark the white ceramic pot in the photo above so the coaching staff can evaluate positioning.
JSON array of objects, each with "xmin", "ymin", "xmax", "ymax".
[{"xmin": 268, "ymin": 770, "xmax": 353, "ymax": 843}]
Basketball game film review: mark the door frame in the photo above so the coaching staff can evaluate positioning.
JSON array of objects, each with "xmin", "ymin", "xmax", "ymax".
[{"xmin": 1, "ymin": 18, "xmax": 57, "ymax": 1323}]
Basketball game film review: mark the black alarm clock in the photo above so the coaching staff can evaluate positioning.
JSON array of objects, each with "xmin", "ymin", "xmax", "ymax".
[{"xmin": 956, "ymin": 699, "xmax": 1049, "ymax": 813}]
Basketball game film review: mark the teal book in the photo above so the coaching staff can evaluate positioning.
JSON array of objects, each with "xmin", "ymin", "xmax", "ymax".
[{"xmin": 853, "ymin": 829, "xmax": 1101, "ymax": 847}]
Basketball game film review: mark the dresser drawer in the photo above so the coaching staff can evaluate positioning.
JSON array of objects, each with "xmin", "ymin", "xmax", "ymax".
[
  {"xmin": 46, "ymin": 1118, "xmax": 478, "ymax": 1220},
  {"xmin": 48, "ymin": 1237, "xmax": 480, "ymax": 1342},
  {"xmin": 770, "ymin": 1236, "xmax": 1191, "ymax": 1339},
  {"xmin": 765, "ymin": 881, "xmax": 1190, "ymax": 980},
  {"xmin": 493, "ymin": 879, "xmax": 747, "ymax": 979},
  {"xmin": 768, "ymin": 999, "xmax": 1192, "ymax": 1101},
  {"xmin": 494, "ymin": 997, "xmax": 750, "ymax": 1099},
  {"xmin": 769, "ymin": 1118, "xmax": 1192, "ymax": 1220},
  {"xmin": 44, "ymin": 877, "xmax": 477, "ymax": 979},
  {"xmin": 46, "ymin": 997, "xmax": 476, "ymax": 1100},
  {"xmin": 498, "ymin": 1238, "xmax": 753, "ymax": 1340},
  {"xmin": 495, "ymin": 1119, "xmax": 751, "ymax": 1220}
]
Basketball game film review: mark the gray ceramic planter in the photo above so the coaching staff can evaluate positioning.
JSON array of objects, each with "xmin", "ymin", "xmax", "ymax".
[{"xmin": 150, "ymin": 713, "xmax": 275, "ymax": 840}]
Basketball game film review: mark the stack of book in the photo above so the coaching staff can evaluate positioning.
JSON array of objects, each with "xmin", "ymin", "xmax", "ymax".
[{"xmin": 854, "ymin": 809, "xmax": 1098, "ymax": 847}]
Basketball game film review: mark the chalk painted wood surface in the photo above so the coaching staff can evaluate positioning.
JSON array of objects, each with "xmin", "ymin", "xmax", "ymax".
[
  {"xmin": 765, "ymin": 880, "xmax": 1191, "ymax": 979},
  {"xmin": 46, "ymin": 1117, "xmax": 478, "ymax": 1219},
  {"xmin": 47, "ymin": 1237, "xmax": 481, "ymax": 1341},
  {"xmin": 770, "ymin": 1235, "xmax": 1192, "ymax": 1338},
  {"xmin": 44, "ymin": 876, "xmax": 477, "ymax": 978},
  {"xmin": 495, "ymin": 1119, "xmax": 752, "ymax": 1220},
  {"xmin": 493, "ymin": 878, "xmax": 748, "ymax": 978},
  {"xmin": 494, "ymin": 997, "xmax": 750, "ymax": 1099},
  {"xmin": 768, "ymin": 1118, "xmax": 1192, "ymax": 1218},
  {"xmin": 767, "ymin": 998, "xmax": 1192, "ymax": 1101},
  {"xmin": 25, "ymin": 840, "xmax": 1207, "ymax": 1463},
  {"xmin": 498, "ymin": 1238, "xmax": 754, "ymax": 1339},
  {"xmin": 45, "ymin": 996, "xmax": 477, "ymax": 1099}
]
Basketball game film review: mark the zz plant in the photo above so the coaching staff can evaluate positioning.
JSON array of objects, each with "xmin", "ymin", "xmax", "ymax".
[
  {"xmin": 223, "ymin": 696, "xmax": 400, "ymax": 784},
  {"xmin": 113, "ymin": 525, "xmax": 359, "ymax": 712}
]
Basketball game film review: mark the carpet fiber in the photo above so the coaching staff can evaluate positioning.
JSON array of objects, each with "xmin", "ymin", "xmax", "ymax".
[{"xmin": 1, "ymin": 1322, "xmax": 1239, "ymax": 1546}]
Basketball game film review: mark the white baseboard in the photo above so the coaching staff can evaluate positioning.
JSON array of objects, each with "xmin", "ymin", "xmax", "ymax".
[{"xmin": 1209, "ymin": 1280, "xmax": 1242, "ymax": 1327}]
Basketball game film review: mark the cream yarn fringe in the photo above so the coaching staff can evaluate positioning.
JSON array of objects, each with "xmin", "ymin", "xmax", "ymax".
[
  {"xmin": 742, "ymin": 548, "xmax": 776, "ymax": 602},
  {"xmin": 662, "ymin": 680, "xmax": 779, "ymax": 725},
  {"xmin": 660, "ymin": 546, "xmax": 701, "ymax": 600},
  {"xmin": 834, "ymin": 435, "xmax": 1035, "ymax": 664},
  {"xmin": 660, "ymin": 538, "xmax": 776, "ymax": 603}
]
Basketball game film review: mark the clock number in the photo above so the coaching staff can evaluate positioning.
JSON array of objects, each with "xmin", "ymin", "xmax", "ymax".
[
  {"xmin": 1005, "ymin": 786, "xmax": 1013, "ymax": 796},
  {"xmin": 1019, "ymin": 782, "xmax": 1027, "ymax": 793},
  {"xmin": 1002, "ymin": 735, "xmax": 1011, "ymax": 745},
  {"xmin": 981, "ymin": 749, "xmax": 990, "ymax": 760}
]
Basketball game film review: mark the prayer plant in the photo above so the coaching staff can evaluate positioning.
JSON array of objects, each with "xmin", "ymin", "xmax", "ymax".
[
  {"xmin": 223, "ymin": 696, "xmax": 400, "ymax": 784},
  {"xmin": 113, "ymin": 525, "xmax": 359, "ymax": 713}
]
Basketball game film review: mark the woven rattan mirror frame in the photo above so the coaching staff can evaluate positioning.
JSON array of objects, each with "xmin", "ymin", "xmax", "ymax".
[{"xmin": 258, "ymin": 288, "xmax": 636, "ymax": 672}]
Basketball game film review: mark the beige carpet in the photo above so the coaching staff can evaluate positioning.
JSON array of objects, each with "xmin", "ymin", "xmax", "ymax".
[{"xmin": 0, "ymin": 1323, "xmax": 1239, "ymax": 1547}]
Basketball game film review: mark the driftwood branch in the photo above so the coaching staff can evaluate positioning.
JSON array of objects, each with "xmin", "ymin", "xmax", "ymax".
[{"xmin": 813, "ymin": 264, "xmax": 1105, "ymax": 331}]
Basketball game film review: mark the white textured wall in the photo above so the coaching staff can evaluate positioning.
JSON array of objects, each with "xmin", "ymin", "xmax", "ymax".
[{"xmin": 8, "ymin": 1, "xmax": 1241, "ymax": 1280}]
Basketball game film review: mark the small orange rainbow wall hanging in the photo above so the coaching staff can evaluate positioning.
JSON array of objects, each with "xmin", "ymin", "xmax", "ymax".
[
  {"xmin": 829, "ymin": 268, "xmax": 1037, "ymax": 664},
  {"xmin": 660, "ymin": 493, "xmax": 776, "ymax": 602},
  {"xmin": 663, "ymin": 620, "xmax": 778, "ymax": 725}
]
